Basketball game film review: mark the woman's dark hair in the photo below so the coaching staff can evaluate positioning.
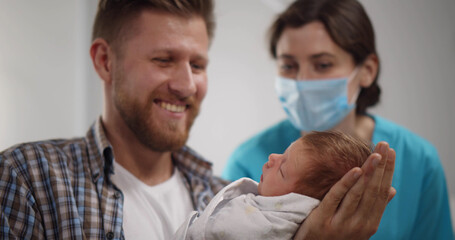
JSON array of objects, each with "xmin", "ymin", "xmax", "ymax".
[{"xmin": 269, "ymin": 0, "xmax": 380, "ymax": 114}]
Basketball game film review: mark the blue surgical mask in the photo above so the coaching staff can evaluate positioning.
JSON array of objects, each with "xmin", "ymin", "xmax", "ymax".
[{"xmin": 275, "ymin": 69, "xmax": 359, "ymax": 131}]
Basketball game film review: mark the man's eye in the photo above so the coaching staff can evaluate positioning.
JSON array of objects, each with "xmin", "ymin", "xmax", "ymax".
[
  {"xmin": 152, "ymin": 58, "xmax": 172, "ymax": 66},
  {"xmin": 155, "ymin": 58, "xmax": 170, "ymax": 62},
  {"xmin": 191, "ymin": 63, "xmax": 205, "ymax": 71}
]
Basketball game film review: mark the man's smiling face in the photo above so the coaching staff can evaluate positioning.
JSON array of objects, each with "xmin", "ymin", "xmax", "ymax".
[{"xmin": 110, "ymin": 10, "xmax": 209, "ymax": 151}]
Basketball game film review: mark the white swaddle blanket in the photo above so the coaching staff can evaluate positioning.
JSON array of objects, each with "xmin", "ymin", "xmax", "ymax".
[{"xmin": 173, "ymin": 178, "xmax": 320, "ymax": 240}]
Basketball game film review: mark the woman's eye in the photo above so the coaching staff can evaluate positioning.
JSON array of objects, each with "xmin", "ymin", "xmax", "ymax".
[
  {"xmin": 280, "ymin": 64, "xmax": 295, "ymax": 71},
  {"xmin": 279, "ymin": 64, "xmax": 298, "ymax": 76},
  {"xmin": 315, "ymin": 62, "xmax": 333, "ymax": 71}
]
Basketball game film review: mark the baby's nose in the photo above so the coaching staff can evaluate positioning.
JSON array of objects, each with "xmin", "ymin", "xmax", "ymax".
[{"xmin": 267, "ymin": 154, "xmax": 279, "ymax": 167}]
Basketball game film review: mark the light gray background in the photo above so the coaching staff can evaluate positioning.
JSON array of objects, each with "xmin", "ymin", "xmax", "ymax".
[{"xmin": 1, "ymin": 0, "xmax": 454, "ymax": 227}]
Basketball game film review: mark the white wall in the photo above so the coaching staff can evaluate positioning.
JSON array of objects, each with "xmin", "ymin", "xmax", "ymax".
[
  {"xmin": 1, "ymin": 0, "xmax": 454, "ymax": 226},
  {"xmin": 0, "ymin": 0, "xmax": 100, "ymax": 149},
  {"xmin": 188, "ymin": 0, "xmax": 283, "ymax": 175}
]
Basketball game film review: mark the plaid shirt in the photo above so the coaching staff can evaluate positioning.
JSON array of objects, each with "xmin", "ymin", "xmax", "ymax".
[{"xmin": 0, "ymin": 118, "xmax": 228, "ymax": 239}]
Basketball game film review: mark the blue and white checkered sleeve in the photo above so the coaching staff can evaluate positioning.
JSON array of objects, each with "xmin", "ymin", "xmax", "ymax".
[{"xmin": 0, "ymin": 149, "xmax": 45, "ymax": 239}]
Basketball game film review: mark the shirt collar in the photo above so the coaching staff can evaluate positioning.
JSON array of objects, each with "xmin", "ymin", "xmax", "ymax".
[
  {"xmin": 86, "ymin": 117, "xmax": 214, "ymax": 183},
  {"xmin": 86, "ymin": 117, "xmax": 114, "ymax": 183},
  {"xmin": 172, "ymin": 146, "xmax": 213, "ymax": 180}
]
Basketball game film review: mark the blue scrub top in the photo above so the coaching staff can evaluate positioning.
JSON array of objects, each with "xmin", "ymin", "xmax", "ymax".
[{"xmin": 223, "ymin": 115, "xmax": 453, "ymax": 240}]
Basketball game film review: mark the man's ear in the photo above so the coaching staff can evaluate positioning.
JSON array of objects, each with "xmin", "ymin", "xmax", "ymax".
[
  {"xmin": 359, "ymin": 53, "xmax": 379, "ymax": 88},
  {"xmin": 90, "ymin": 38, "xmax": 114, "ymax": 84}
]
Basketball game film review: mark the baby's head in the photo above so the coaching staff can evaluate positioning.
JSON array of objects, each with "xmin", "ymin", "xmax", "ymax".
[{"xmin": 257, "ymin": 131, "xmax": 372, "ymax": 200}]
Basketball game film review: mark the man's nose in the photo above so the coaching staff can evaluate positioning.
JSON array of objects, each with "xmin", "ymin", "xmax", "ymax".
[{"xmin": 168, "ymin": 62, "xmax": 197, "ymax": 98}]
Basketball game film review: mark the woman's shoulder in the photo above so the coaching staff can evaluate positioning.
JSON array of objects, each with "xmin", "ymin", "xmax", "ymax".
[
  {"xmin": 373, "ymin": 115, "xmax": 434, "ymax": 145},
  {"xmin": 372, "ymin": 115, "xmax": 439, "ymax": 162}
]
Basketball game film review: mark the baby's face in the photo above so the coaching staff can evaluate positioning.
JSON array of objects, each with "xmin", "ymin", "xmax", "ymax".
[{"xmin": 258, "ymin": 139, "xmax": 308, "ymax": 196}]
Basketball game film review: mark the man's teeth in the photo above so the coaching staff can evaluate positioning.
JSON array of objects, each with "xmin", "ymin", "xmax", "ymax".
[{"xmin": 159, "ymin": 102, "xmax": 186, "ymax": 113}]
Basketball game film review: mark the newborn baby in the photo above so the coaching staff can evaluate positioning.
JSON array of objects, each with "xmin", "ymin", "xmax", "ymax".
[{"xmin": 174, "ymin": 131, "xmax": 372, "ymax": 240}]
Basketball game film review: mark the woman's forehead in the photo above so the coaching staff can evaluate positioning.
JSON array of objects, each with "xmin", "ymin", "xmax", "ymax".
[{"xmin": 277, "ymin": 21, "xmax": 351, "ymax": 61}]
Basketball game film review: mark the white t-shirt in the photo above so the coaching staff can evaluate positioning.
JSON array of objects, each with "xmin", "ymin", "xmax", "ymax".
[{"xmin": 111, "ymin": 162, "xmax": 193, "ymax": 240}]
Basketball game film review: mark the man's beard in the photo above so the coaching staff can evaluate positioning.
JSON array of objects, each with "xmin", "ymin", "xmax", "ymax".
[{"xmin": 113, "ymin": 76, "xmax": 199, "ymax": 152}]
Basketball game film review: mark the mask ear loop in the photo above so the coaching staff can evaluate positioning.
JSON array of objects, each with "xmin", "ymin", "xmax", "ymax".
[{"xmin": 347, "ymin": 66, "xmax": 361, "ymax": 104}]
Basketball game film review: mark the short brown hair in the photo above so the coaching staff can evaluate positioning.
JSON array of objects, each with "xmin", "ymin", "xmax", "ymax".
[
  {"xmin": 92, "ymin": 0, "xmax": 215, "ymax": 53},
  {"xmin": 295, "ymin": 131, "xmax": 372, "ymax": 200},
  {"xmin": 269, "ymin": 0, "xmax": 380, "ymax": 114}
]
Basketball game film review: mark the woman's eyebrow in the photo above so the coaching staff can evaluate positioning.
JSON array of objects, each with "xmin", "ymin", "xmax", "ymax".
[
  {"xmin": 277, "ymin": 54, "xmax": 295, "ymax": 60},
  {"xmin": 309, "ymin": 52, "xmax": 336, "ymax": 59}
]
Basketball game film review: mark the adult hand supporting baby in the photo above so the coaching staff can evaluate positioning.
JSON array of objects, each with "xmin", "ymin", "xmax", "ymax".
[{"xmin": 293, "ymin": 142, "xmax": 396, "ymax": 240}]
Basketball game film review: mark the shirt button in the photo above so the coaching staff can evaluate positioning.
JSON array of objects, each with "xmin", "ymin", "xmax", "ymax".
[
  {"xmin": 106, "ymin": 232, "xmax": 114, "ymax": 239},
  {"xmin": 114, "ymin": 191, "xmax": 122, "ymax": 199},
  {"xmin": 92, "ymin": 173, "xmax": 99, "ymax": 183}
]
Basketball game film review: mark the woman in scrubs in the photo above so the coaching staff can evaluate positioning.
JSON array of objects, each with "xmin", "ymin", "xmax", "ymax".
[{"xmin": 223, "ymin": 0, "xmax": 453, "ymax": 239}]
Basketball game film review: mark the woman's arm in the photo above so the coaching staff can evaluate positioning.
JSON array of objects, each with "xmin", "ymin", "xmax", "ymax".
[{"xmin": 294, "ymin": 142, "xmax": 396, "ymax": 240}]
